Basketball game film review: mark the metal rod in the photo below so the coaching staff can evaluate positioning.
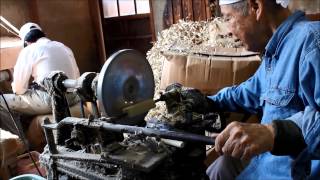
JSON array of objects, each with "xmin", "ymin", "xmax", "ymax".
[
  {"xmin": 117, "ymin": 0, "xmax": 120, "ymax": 16},
  {"xmin": 80, "ymin": 100, "xmax": 85, "ymax": 118},
  {"xmin": 91, "ymin": 101, "xmax": 100, "ymax": 118},
  {"xmin": 57, "ymin": 118, "xmax": 215, "ymax": 145},
  {"xmin": 62, "ymin": 79, "xmax": 77, "ymax": 89},
  {"xmin": 56, "ymin": 161, "xmax": 108, "ymax": 180},
  {"xmin": 43, "ymin": 118, "xmax": 58, "ymax": 154},
  {"xmin": 134, "ymin": 0, "xmax": 137, "ymax": 14},
  {"xmin": 99, "ymin": 123, "xmax": 215, "ymax": 145},
  {"xmin": 52, "ymin": 153, "xmax": 105, "ymax": 162}
]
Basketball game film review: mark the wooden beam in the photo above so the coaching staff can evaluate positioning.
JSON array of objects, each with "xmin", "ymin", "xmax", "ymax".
[
  {"xmin": 182, "ymin": 0, "xmax": 194, "ymax": 20},
  {"xmin": 192, "ymin": 0, "xmax": 206, "ymax": 21},
  {"xmin": 204, "ymin": 0, "xmax": 212, "ymax": 19},
  {"xmin": 172, "ymin": 0, "xmax": 183, "ymax": 23},
  {"xmin": 103, "ymin": 13, "xmax": 150, "ymax": 21},
  {"xmin": 89, "ymin": 0, "xmax": 107, "ymax": 64},
  {"xmin": 163, "ymin": 0, "xmax": 173, "ymax": 28},
  {"xmin": 149, "ymin": 0, "xmax": 156, "ymax": 41},
  {"xmin": 107, "ymin": 34, "xmax": 152, "ymax": 41}
]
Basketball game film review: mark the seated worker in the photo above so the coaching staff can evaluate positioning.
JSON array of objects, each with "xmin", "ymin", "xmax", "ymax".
[
  {"xmin": 200, "ymin": 0, "xmax": 319, "ymax": 179},
  {"xmin": 0, "ymin": 22, "xmax": 80, "ymax": 116}
]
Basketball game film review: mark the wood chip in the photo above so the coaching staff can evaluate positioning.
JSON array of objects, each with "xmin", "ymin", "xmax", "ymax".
[{"xmin": 146, "ymin": 18, "xmax": 243, "ymax": 122}]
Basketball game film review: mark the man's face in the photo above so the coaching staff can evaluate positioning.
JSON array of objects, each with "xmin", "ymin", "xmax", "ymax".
[{"xmin": 220, "ymin": 3, "xmax": 269, "ymax": 52}]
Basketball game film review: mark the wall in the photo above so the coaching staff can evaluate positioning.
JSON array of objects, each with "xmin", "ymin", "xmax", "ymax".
[
  {"xmin": 102, "ymin": 14, "xmax": 153, "ymax": 57},
  {"xmin": 36, "ymin": 0, "xmax": 100, "ymax": 72},
  {"xmin": 289, "ymin": 0, "xmax": 320, "ymax": 14},
  {"xmin": 0, "ymin": 0, "xmax": 29, "ymax": 37},
  {"xmin": 151, "ymin": 0, "xmax": 213, "ymax": 35},
  {"xmin": 153, "ymin": 0, "xmax": 320, "ymax": 37},
  {"xmin": 0, "ymin": 0, "xmax": 103, "ymax": 73},
  {"xmin": 150, "ymin": 0, "xmax": 167, "ymax": 36}
]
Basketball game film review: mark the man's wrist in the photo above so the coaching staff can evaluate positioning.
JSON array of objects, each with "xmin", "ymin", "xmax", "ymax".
[
  {"xmin": 264, "ymin": 124, "xmax": 275, "ymax": 151},
  {"xmin": 269, "ymin": 120, "xmax": 306, "ymax": 157}
]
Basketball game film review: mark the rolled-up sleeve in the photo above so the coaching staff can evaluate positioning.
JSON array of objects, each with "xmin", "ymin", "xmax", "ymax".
[
  {"xmin": 208, "ymin": 60, "xmax": 264, "ymax": 114},
  {"xmin": 289, "ymin": 48, "xmax": 320, "ymax": 159},
  {"xmin": 289, "ymin": 108, "xmax": 320, "ymax": 159}
]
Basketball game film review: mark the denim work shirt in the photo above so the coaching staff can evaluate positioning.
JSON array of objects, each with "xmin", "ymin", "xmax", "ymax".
[{"xmin": 209, "ymin": 11, "xmax": 320, "ymax": 179}]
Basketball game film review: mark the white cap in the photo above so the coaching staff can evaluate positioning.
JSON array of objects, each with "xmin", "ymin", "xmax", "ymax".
[
  {"xmin": 219, "ymin": 0, "xmax": 290, "ymax": 8},
  {"xmin": 19, "ymin": 22, "xmax": 42, "ymax": 40},
  {"xmin": 219, "ymin": 0, "xmax": 243, "ymax": 5},
  {"xmin": 276, "ymin": 0, "xmax": 290, "ymax": 8}
]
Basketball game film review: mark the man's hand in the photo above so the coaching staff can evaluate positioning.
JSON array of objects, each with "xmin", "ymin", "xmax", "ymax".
[
  {"xmin": 215, "ymin": 121, "xmax": 275, "ymax": 161},
  {"xmin": 160, "ymin": 83, "xmax": 216, "ymax": 114}
]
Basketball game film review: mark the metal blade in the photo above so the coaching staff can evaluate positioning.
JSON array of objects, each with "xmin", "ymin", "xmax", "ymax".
[{"xmin": 97, "ymin": 49, "xmax": 155, "ymax": 125}]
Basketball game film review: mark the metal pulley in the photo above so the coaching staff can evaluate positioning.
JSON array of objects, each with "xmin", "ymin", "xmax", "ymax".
[{"xmin": 97, "ymin": 49, "xmax": 155, "ymax": 125}]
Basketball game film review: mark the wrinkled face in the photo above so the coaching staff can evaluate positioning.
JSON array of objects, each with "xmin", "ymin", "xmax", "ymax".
[{"xmin": 220, "ymin": 4, "xmax": 268, "ymax": 52}]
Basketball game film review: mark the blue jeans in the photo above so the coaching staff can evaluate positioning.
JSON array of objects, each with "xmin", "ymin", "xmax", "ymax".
[{"xmin": 206, "ymin": 155, "xmax": 249, "ymax": 180}]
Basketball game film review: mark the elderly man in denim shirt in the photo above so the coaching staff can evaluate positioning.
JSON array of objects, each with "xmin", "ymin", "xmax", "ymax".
[{"xmin": 204, "ymin": 0, "xmax": 320, "ymax": 179}]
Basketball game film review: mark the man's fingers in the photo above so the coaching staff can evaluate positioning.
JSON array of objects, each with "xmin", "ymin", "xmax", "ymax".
[
  {"xmin": 231, "ymin": 142, "xmax": 245, "ymax": 159},
  {"xmin": 215, "ymin": 128, "xmax": 232, "ymax": 154},
  {"xmin": 241, "ymin": 144, "xmax": 258, "ymax": 161},
  {"xmin": 214, "ymin": 122, "xmax": 273, "ymax": 161},
  {"xmin": 221, "ymin": 137, "xmax": 237, "ymax": 155},
  {"xmin": 215, "ymin": 121, "xmax": 240, "ymax": 154},
  {"xmin": 221, "ymin": 127, "xmax": 243, "ymax": 155}
]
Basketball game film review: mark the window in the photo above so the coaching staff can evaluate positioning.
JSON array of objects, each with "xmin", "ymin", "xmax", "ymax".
[
  {"xmin": 136, "ymin": 0, "xmax": 150, "ymax": 14},
  {"xmin": 102, "ymin": 0, "xmax": 150, "ymax": 18}
]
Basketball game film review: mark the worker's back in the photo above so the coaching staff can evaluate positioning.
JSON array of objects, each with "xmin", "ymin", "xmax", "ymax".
[
  {"xmin": 12, "ymin": 37, "xmax": 80, "ymax": 94},
  {"xmin": 27, "ymin": 37, "xmax": 80, "ymax": 83}
]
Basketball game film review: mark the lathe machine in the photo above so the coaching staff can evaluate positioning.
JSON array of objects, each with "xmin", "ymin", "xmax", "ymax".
[{"xmin": 40, "ymin": 49, "xmax": 222, "ymax": 180}]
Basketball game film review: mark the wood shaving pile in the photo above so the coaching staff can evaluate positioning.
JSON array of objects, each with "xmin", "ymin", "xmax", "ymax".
[{"xmin": 146, "ymin": 18, "xmax": 243, "ymax": 122}]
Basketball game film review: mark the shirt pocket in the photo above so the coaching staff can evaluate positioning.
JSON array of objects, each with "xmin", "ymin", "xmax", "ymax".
[{"xmin": 260, "ymin": 88, "xmax": 295, "ymax": 107}]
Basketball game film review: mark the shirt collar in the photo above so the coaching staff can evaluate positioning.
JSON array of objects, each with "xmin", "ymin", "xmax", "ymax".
[
  {"xmin": 265, "ymin": 11, "xmax": 306, "ymax": 58},
  {"xmin": 36, "ymin": 37, "xmax": 50, "ymax": 43}
]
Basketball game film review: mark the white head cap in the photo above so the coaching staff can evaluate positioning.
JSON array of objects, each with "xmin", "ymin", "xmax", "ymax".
[
  {"xmin": 276, "ymin": 0, "xmax": 290, "ymax": 8},
  {"xmin": 219, "ymin": 0, "xmax": 290, "ymax": 8},
  {"xmin": 219, "ymin": 0, "xmax": 243, "ymax": 5},
  {"xmin": 19, "ymin": 22, "xmax": 42, "ymax": 40}
]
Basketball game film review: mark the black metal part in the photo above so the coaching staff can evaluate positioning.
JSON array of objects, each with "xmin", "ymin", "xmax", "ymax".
[
  {"xmin": 64, "ymin": 72, "xmax": 98, "ymax": 102},
  {"xmin": 91, "ymin": 101, "xmax": 100, "ymax": 119},
  {"xmin": 55, "ymin": 160, "xmax": 111, "ymax": 180},
  {"xmin": 79, "ymin": 100, "xmax": 85, "ymax": 118},
  {"xmin": 42, "ymin": 71, "xmax": 72, "ymax": 145},
  {"xmin": 61, "ymin": 72, "xmax": 101, "ymax": 118},
  {"xmin": 97, "ymin": 49, "xmax": 155, "ymax": 125},
  {"xmin": 43, "ymin": 118, "xmax": 58, "ymax": 154},
  {"xmin": 46, "ymin": 117, "xmax": 215, "ymax": 145},
  {"xmin": 51, "ymin": 149, "xmax": 167, "ymax": 173},
  {"xmin": 43, "ymin": 71, "xmax": 71, "ymax": 122},
  {"xmin": 39, "ymin": 49, "xmax": 218, "ymax": 180},
  {"xmin": 41, "ymin": 117, "xmax": 210, "ymax": 180}
]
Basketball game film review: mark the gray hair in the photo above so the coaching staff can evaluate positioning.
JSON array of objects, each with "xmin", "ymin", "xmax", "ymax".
[{"xmin": 229, "ymin": 0, "xmax": 249, "ymax": 16}]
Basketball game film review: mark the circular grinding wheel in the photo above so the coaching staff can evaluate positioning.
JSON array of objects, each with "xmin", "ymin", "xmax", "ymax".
[{"xmin": 97, "ymin": 49, "xmax": 155, "ymax": 125}]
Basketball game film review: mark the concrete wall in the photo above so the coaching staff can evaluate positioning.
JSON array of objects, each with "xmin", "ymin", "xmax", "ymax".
[{"xmin": 0, "ymin": 0, "xmax": 102, "ymax": 73}]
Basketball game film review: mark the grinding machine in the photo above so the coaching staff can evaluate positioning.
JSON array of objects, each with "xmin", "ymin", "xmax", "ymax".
[{"xmin": 39, "ymin": 49, "xmax": 223, "ymax": 180}]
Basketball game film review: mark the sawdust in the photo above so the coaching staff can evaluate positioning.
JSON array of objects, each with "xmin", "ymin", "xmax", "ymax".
[{"xmin": 146, "ymin": 18, "xmax": 243, "ymax": 122}]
